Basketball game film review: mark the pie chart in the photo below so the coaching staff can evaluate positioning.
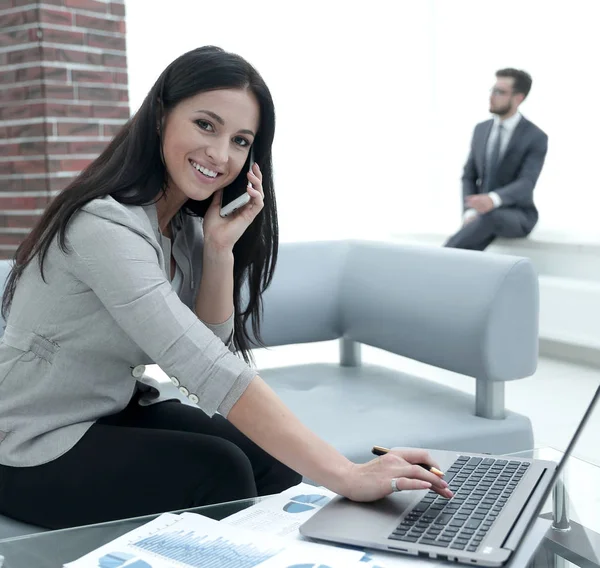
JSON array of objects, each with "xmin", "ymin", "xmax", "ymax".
[
  {"xmin": 283, "ymin": 494, "xmax": 331, "ymax": 514},
  {"xmin": 98, "ymin": 552, "xmax": 152, "ymax": 568},
  {"xmin": 287, "ymin": 565, "xmax": 333, "ymax": 568}
]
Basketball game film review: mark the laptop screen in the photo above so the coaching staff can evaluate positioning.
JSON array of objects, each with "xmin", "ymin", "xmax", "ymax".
[{"xmin": 514, "ymin": 384, "xmax": 600, "ymax": 561}]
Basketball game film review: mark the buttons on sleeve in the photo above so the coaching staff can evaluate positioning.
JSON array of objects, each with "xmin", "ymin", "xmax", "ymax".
[
  {"xmin": 131, "ymin": 368, "xmax": 199, "ymax": 405},
  {"xmin": 131, "ymin": 365, "xmax": 146, "ymax": 378},
  {"xmin": 168, "ymin": 375, "xmax": 198, "ymax": 405}
]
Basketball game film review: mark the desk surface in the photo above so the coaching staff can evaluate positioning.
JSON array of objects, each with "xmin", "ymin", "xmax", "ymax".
[{"xmin": 0, "ymin": 498, "xmax": 261, "ymax": 568}]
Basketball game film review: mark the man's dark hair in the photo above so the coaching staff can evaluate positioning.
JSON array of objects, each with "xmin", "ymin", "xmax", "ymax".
[{"xmin": 496, "ymin": 68, "xmax": 533, "ymax": 99}]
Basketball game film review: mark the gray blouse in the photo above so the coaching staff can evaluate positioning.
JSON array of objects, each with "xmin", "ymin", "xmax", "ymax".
[{"xmin": 0, "ymin": 196, "xmax": 255, "ymax": 467}]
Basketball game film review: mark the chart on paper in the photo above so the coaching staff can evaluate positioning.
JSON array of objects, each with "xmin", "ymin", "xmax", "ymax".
[
  {"xmin": 282, "ymin": 494, "xmax": 331, "ymax": 514},
  {"xmin": 98, "ymin": 551, "xmax": 152, "ymax": 568},
  {"xmin": 64, "ymin": 511, "xmax": 364, "ymax": 568},
  {"xmin": 133, "ymin": 529, "xmax": 281, "ymax": 568},
  {"xmin": 286, "ymin": 564, "xmax": 334, "ymax": 567}
]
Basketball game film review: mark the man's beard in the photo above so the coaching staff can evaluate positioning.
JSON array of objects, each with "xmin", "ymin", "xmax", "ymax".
[{"xmin": 490, "ymin": 102, "xmax": 512, "ymax": 117}]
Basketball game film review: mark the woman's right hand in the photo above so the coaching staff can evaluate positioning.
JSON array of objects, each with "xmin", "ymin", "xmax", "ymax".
[{"xmin": 341, "ymin": 448, "xmax": 454, "ymax": 503}]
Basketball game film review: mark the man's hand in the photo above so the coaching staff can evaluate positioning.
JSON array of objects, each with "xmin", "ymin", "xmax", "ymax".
[{"xmin": 465, "ymin": 194, "xmax": 494, "ymax": 214}]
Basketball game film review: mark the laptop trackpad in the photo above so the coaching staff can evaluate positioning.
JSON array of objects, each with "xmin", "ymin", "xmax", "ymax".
[{"xmin": 300, "ymin": 491, "xmax": 423, "ymax": 544}]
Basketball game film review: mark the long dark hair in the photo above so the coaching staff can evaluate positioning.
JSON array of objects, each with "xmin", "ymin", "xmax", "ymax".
[{"xmin": 2, "ymin": 46, "xmax": 278, "ymax": 363}]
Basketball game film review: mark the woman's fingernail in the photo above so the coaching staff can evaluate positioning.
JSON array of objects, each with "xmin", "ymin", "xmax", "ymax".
[{"xmin": 441, "ymin": 481, "xmax": 449, "ymax": 488}]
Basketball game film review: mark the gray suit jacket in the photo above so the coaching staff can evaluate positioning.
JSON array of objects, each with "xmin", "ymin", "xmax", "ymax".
[
  {"xmin": 462, "ymin": 116, "xmax": 548, "ymax": 233},
  {"xmin": 0, "ymin": 196, "xmax": 256, "ymax": 467}
]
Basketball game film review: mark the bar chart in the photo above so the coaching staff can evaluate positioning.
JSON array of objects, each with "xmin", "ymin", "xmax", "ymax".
[{"xmin": 134, "ymin": 529, "xmax": 283, "ymax": 568}]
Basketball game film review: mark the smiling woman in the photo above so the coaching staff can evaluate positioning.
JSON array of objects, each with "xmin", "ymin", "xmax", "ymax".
[
  {"xmin": 0, "ymin": 45, "xmax": 286, "ymax": 527},
  {"xmin": 160, "ymin": 90, "xmax": 259, "ymax": 203},
  {"xmin": 3, "ymin": 45, "xmax": 278, "ymax": 362},
  {"xmin": 0, "ymin": 46, "xmax": 450, "ymax": 531}
]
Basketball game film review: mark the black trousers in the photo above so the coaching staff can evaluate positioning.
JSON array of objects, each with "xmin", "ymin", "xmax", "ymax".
[
  {"xmin": 0, "ymin": 395, "xmax": 301, "ymax": 529},
  {"xmin": 445, "ymin": 208, "xmax": 530, "ymax": 251}
]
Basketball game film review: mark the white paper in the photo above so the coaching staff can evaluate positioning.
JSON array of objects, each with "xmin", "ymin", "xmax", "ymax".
[
  {"xmin": 223, "ymin": 482, "xmax": 338, "ymax": 541},
  {"xmin": 64, "ymin": 507, "xmax": 364, "ymax": 568}
]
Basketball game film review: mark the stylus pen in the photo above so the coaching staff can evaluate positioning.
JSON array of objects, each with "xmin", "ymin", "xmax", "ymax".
[{"xmin": 372, "ymin": 446, "xmax": 445, "ymax": 477}]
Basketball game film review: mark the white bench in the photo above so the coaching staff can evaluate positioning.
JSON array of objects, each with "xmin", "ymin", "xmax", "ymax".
[{"xmin": 392, "ymin": 231, "xmax": 600, "ymax": 368}]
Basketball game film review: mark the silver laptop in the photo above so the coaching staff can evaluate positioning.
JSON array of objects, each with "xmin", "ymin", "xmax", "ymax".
[{"xmin": 300, "ymin": 385, "xmax": 600, "ymax": 567}]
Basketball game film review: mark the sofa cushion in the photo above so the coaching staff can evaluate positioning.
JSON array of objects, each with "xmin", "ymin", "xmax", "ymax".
[{"xmin": 262, "ymin": 363, "xmax": 533, "ymax": 464}]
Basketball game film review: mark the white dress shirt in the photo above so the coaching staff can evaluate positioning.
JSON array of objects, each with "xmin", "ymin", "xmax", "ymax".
[{"xmin": 464, "ymin": 111, "xmax": 522, "ymax": 222}]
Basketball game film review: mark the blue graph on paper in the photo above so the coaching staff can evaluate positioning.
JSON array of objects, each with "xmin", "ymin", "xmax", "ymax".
[
  {"xmin": 283, "ymin": 494, "xmax": 331, "ymax": 514},
  {"xmin": 133, "ymin": 530, "xmax": 283, "ymax": 568},
  {"xmin": 286, "ymin": 565, "xmax": 333, "ymax": 568},
  {"xmin": 98, "ymin": 551, "xmax": 152, "ymax": 567}
]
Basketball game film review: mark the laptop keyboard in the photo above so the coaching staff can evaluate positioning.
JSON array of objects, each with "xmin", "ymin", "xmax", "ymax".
[{"xmin": 388, "ymin": 455, "xmax": 530, "ymax": 553}]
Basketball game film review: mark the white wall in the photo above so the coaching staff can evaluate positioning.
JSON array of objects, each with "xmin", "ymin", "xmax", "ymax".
[{"xmin": 125, "ymin": 0, "xmax": 600, "ymax": 243}]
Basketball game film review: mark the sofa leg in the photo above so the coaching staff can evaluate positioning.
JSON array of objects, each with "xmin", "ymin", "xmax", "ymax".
[
  {"xmin": 340, "ymin": 338, "xmax": 361, "ymax": 367},
  {"xmin": 475, "ymin": 380, "xmax": 505, "ymax": 419}
]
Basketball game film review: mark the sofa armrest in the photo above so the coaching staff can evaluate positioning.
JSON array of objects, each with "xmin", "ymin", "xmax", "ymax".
[
  {"xmin": 340, "ymin": 240, "xmax": 538, "ymax": 382},
  {"xmin": 249, "ymin": 241, "xmax": 350, "ymax": 347},
  {"xmin": 249, "ymin": 239, "xmax": 538, "ymax": 385}
]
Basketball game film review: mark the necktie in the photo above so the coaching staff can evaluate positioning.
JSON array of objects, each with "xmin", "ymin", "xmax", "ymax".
[{"xmin": 486, "ymin": 124, "xmax": 503, "ymax": 191}]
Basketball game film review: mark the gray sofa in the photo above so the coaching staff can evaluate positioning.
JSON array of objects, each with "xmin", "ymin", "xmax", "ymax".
[
  {"xmin": 253, "ymin": 240, "xmax": 538, "ymax": 463},
  {"xmin": 0, "ymin": 239, "xmax": 539, "ymax": 538}
]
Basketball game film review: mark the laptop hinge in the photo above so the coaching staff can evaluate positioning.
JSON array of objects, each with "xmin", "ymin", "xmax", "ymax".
[{"xmin": 501, "ymin": 468, "xmax": 549, "ymax": 551}]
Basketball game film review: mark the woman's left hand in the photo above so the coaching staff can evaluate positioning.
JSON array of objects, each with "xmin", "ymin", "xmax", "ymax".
[{"xmin": 203, "ymin": 163, "xmax": 264, "ymax": 252}]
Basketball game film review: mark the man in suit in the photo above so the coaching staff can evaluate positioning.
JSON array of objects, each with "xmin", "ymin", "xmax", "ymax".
[{"xmin": 445, "ymin": 68, "xmax": 548, "ymax": 251}]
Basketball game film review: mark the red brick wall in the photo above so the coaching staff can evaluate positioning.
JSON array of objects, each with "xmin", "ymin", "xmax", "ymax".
[{"xmin": 0, "ymin": 0, "xmax": 130, "ymax": 259}]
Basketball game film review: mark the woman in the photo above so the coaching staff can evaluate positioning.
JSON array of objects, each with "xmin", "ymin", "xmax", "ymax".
[{"xmin": 0, "ymin": 46, "xmax": 451, "ymax": 529}]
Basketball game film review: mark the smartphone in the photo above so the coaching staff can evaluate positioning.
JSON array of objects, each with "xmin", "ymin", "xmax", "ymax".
[{"xmin": 219, "ymin": 148, "xmax": 254, "ymax": 217}]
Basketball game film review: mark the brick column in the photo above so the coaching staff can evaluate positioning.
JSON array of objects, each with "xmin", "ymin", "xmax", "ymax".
[{"xmin": 0, "ymin": 0, "xmax": 130, "ymax": 259}]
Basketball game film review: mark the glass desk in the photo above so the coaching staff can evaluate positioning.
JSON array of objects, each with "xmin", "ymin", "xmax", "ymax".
[
  {"xmin": 0, "ymin": 447, "xmax": 598, "ymax": 567},
  {"xmin": 507, "ymin": 447, "xmax": 600, "ymax": 568},
  {"xmin": 0, "ymin": 498, "xmax": 263, "ymax": 568}
]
